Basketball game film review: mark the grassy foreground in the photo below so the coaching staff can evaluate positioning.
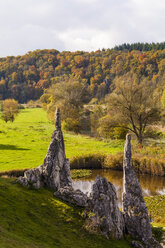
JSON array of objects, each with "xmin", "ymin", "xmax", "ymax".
[
  {"xmin": 0, "ymin": 178, "xmax": 164, "ymax": 248},
  {"xmin": 145, "ymin": 195, "xmax": 165, "ymax": 227},
  {"xmin": 0, "ymin": 108, "xmax": 123, "ymax": 172},
  {"xmin": 0, "ymin": 177, "xmax": 131, "ymax": 248}
]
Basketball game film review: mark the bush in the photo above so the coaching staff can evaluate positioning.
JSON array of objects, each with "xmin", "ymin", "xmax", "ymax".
[
  {"xmin": 70, "ymin": 152, "xmax": 165, "ymax": 176},
  {"xmin": 133, "ymin": 156, "xmax": 165, "ymax": 176},
  {"xmin": 112, "ymin": 127, "xmax": 128, "ymax": 139},
  {"xmin": 62, "ymin": 118, "xmax": 81, "ymax": 134},
  {"xmin": 144, "ymin": 128, "xmax": 163, "ymax": 139},
  {"xmin": 19, "ymin": 104, "xmax": 25, "ymax": 109},
  {"xmin": 2, "ymin": 99, "xmax": 19, "ymax": 122},
  {"xmin": 97, "ymin": 115, "xmax": 128, "ymax": 139},
  {"xmin": 103, "ymin": 153, "xmax": 165, "ymax": 176},
  {"xmin": 28, "ymin": 100, "xmax": 42, "ymax": 108},
  {"xmin": 103, "ymin": 153, "xmax": 123, "ymax": 170},
  {"xmin": 70, "ymin": 154, "xmax": 105, "ymax": 169}
]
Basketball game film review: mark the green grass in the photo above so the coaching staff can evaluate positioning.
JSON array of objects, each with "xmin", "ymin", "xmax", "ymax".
[
  {"xmin": 145, "ymin": 195, "xmax": 165, "ymax": 226},
  {"xmin": 0, "ymin": 177, "xmax": 131, "ymax": 248},
  {"xmin": 71, "ymin": 169, "xmax": 92, "ymax": 179},
  {"xmin": 0, "ymin": 108, "xmax": 123, "ymax": 172}
]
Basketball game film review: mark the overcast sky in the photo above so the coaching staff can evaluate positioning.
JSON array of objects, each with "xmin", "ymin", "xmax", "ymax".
[{"xmin": 0, "ymin": 0, "xmax": 164, "ymax": 57}]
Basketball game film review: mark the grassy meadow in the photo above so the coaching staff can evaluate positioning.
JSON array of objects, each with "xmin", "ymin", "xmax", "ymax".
[
  {"xmin": 0, "ymin": 108, "xmax": 124, "ymax": 172},
  {"xmin": 0, "ymin": 177, "xmax": 132, "ymax": 248},
  {"xmin": 145, "ymin": 195, "xmax": 165, "ymax": 227}
]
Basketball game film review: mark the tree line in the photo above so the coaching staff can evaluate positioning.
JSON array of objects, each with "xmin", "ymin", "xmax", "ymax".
[
  {"xmin": 0, "ymin": 46, "xmax": 165, "ymax": 103},
  {"xmin": 113, "ymin": 42, "xmax": 165, "ymax": 52}
]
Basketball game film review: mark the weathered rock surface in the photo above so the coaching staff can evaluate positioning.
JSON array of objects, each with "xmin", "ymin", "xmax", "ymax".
[
  {"xmin": 18, "ymin": 108, "xmax": 72, "ymax": 191},
  {"xmin": 17, "ymin": 176, "xmax": 29, "ymax": 187},
  {"xmin": 122, "ymin": 134, "xmax": 162, "ymax": 248},
  {"xmin": 54, "ymin": 186, "xmax": 88, "ymax": 207},
  {"xmin": 144, "ymin": 237, "xmax": 163, "ymax": 248},
  {"xmin": 131, "ymin": 240, "xmax": 144, "ymax": 248},
  {"xmin": 87, "ymin": 176, "xmax": 124, "ymax": 239}
]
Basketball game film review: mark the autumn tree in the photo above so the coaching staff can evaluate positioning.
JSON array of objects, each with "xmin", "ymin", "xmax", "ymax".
[
  {"xmin": 41, "ymin": 79, "xmax": 91, "ymax": 132},
  {"xmin": 106, "ymin": 74, "xmax": 161, "ymax": 144},
  {"xmin": 161, "ymin": 89, "xmax": 165, "ymax": 109},
  {"xmin": 2, "ymin": 99, "xmax": 19, "ymax": 122}
]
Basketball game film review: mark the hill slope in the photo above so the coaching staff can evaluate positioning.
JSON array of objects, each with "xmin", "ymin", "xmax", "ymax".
[{"xmin": 0, "ymin": 177, "xmax": 131, "ymax": 248}]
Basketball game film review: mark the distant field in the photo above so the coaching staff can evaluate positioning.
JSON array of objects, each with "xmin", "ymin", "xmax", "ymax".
[{"xmin": 0, "ymin": 108, "xmax": 123, "ymax": 172}]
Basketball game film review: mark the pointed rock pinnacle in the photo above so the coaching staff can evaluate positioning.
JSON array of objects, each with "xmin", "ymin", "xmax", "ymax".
[
  {"xmin": 123, "ymin": 134, "xmax": 132, "ymax": 169},
  {"xmin": 55, "ymin": 108, "xmax": 61, "ymax": 130},
  {"xmin": 122, "ymin": 134, "xmax": 162, "ymax": 247}
]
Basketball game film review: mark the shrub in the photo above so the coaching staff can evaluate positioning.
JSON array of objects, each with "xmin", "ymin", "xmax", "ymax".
[
  {"xmin": 2, "ymin": 99, "xmax": 19, "ymax": 122},
  {"xmin": 144, "ymin": 128, "xmax": 163, "ymax": 139},
  {"xmin": 103, "ymin": 153, "xmax": 165, "ymax": 176},
  {"xmin": 19, "ymin": 104, "xmax": 25, "ymax": 109},
  {"xmin": 70, "ymin": 154, "xmax": 105, "ymax": 169},
  {"xmin": 62, "ymin": 118, "xmax": 81, "ymax": 134},
  {"xmin": 28, "ymin": 100, "xmax": 42, "ymax": 108},
  {"xmin": 97, "ymin": 115, "xmax": 128, "ymax": 139},
  {"xmin": 132, "ymin": 156, "xmax": 165, "ymax": 176},
  {"xmin": 103, "ymin": 153, "xmax": 123, "ymax": 170},
  {"xmin": 70, "ymin": 152, "xmax": 165, "ymax": 176}
]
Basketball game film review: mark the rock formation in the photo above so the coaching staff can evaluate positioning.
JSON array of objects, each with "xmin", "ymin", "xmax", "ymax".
[
  {"xmin": 122, "ymin": 134, "xmax": 162, "ymax": 248},
  {"xmin": 86, "ymin": 176, "xmax": 124, "ymax": 239},
  {"xmin": 131, "ymin": 240, "xmax": 145, "ymax": 248},
  {"xmin": 18, "ymin": 115, "xmax": 162, "ymax": 247},
  {"xmin": 18, "ymin": 108, "xmax": 72, "ymax": 190},
  {"xmin": 54, "ymin": 187, "xmax": 88, "ymax": 207}
]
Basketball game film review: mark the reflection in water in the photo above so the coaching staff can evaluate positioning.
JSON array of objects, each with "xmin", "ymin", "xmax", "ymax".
[
  {"xmin": 73, "ymin": 169, "xmax": 165, "ymax": 204},
  {"xmin": 72, "ymin": 180, "xmax": 94, "ymax": 197}
]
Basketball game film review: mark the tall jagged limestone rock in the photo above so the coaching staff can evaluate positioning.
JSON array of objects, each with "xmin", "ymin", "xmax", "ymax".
[
  {"xmin": 122, "ymin": 134, "xmax": 162, "ymax": 248},
  {"xmin": 86, "ymin": 176, "xmax": 124, "ymax": 239},
  {"xmin": 18, "ymin": 108, "xmax": 72, "ymax": 190}
]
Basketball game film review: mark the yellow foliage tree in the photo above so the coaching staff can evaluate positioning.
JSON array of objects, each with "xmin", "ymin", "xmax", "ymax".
[{"xmin": 2, "ymin": 99, "xmax": 19, "ymax": 122}]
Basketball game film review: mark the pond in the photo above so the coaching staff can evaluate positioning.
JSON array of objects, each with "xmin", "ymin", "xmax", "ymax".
[{"xmin": 73, "ymin": 169, "xmax": 165, "ymax": 206}]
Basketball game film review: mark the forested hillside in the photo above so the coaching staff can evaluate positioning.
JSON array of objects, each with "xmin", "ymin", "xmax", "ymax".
[{"xmin": 0, "ymin": 43, "xmax": 165, "ymax": 103}]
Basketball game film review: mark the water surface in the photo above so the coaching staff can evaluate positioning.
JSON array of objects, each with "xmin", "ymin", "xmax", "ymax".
[{"xmin": 73, "ymin": 169, "xmax": 165, "ymax": 205}]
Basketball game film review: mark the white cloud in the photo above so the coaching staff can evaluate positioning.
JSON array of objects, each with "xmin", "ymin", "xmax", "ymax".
[
  {"xmin": 0, "ymin": 24, "xmax": 62, "ymax": 57},
  {"xmin": 73, "ymin": 0, "xmax": 99, "ymax": 4},
  {"xmin": 58, "ymin": 28, "xmax": 122, "ymax": 51}
]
